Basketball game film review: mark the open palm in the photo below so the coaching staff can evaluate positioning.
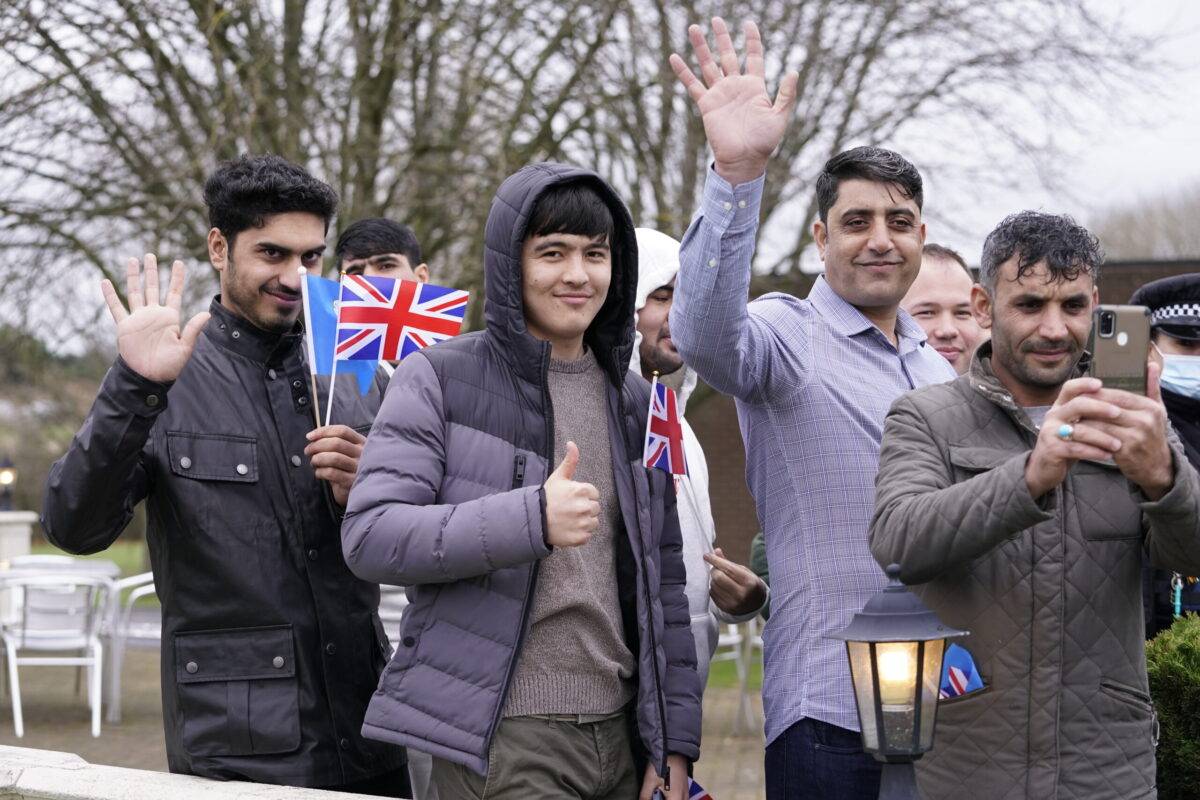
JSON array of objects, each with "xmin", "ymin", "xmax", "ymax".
[
  {"xmin": 670, "ymin": 18, "xmax": 798, "ymax": 186},
  {"xmin": 101, "ymin": 254, "xmax": 210, "ymax": 383}
]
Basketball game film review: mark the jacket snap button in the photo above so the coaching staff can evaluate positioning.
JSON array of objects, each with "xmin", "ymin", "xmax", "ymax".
[
  {"xmin": 402, "ymin": 636, "xmax": 415, "ymax": 647},
  {"xmin": 325, "ymin": 643, "xmax": 337, "ymax": 655},
  {"xmin": 272, "ymin": 656, "xmax": 285, "ymax": 668},
  {"xmin": 292, "ymin": 380, "xmax": 303, "ymax": 389},
  {"xmin": 145, "ymin": 394, "xmax": 160, "ymax": 407},
  {"xmin": 298, "ymin": 396, "xmax": 308, "ymax": 406},
  {"xmin": 231, "ymin": 330, "xmax": 240, "ymax": 339},
  {"xmin": 291, "ymin": 455, "xmax": 302, "ymax": 467},
  {"xmin": 268, "ymin": 369, "xmax": 277, "ymax": 380},
  {"xmin": 179, "ymin": 457, "xmax": 192, "ymax": 470},
  {"xmin": 339, "ymin": 737, "xmax": 350, "ymax": 750},
  {"xmin": 236, "ymin": 464, "xmax": 248, "ymax": 475},
  {"xmin": 185, "ymin": 661, "xmax": 198, "ymax": 674}
]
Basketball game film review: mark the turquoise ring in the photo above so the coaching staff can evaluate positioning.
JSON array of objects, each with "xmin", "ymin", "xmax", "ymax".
[{"xmin": 1056, "ymin": 423, "xmax": 1074, "ymax": 441}]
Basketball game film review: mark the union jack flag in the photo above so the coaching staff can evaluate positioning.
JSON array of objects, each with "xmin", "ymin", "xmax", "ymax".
[
  {"xmin": 643, "ymin": 377, "xmax": 687, "ymax": 476},
  {"xmin": 687, "ymin": 778, "xmax": 713, "ymax": 799},
  {"xmin": 335, "ymin": 275, "xmax": 468, "ymax": 362},
  {"xmin": 939, "ymin": 643, "xmax": 984, "ymax": 699}
]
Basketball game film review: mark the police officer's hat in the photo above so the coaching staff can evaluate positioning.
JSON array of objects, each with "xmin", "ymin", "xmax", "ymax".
[{"xmin": 1129, "ymin": 274, "xmax": 1200, "ymax": 343}]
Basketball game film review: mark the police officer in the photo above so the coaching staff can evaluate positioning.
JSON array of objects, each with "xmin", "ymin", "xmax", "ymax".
[
  {"xmin": 1131, "ymin": 273, "xmax": 1200, "ymax": 638},
  {"xmin": 42, "ymin": 155, "xmax": 408, "ymax": 795}
]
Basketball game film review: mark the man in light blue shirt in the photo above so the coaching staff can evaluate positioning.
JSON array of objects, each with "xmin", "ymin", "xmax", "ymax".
[{"xmin": 668, "ymin": 18, "xmax": 956, "ymax": 799}]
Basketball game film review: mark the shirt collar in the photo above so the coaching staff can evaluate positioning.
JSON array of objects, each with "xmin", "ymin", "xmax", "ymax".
[
  {"xmin": 808, "ymin": 275, "xmax": 929, "ymax": 349},
  {"xmin": 206, "ymin": 297, "xmax": 303, "ymax": 365}
]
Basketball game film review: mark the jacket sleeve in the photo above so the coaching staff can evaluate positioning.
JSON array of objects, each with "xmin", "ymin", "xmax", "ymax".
[
  {"xmin": 670, "ymin": 169, "xmax": 795, "ymax": 403},
  {"xmin": 41, "ymin": 359, "xmax": 163, "ymax": 555},
  {"xmin": 657, "ymin": 475, "xmax": 703, "ymax": 762},
  {"xmin": 1142, "ymin": 431, "xmax": 1200, "ymax": 575},
  {"xmin": 869, "ymin": 394, "xmax": 1055, "ymax": 585},
  {"xmin": 341, "ymin": 352, "xmax": 550, "ymax": 585}
]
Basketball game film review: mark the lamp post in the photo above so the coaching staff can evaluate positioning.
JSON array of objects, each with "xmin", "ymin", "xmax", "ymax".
[
  {"xmin": 0, "ymin": 457, "xmax": 15, "ymax": 512},
  {"xmin": 831, "ymin": 564, "xmax": 968, "ymax": 800}
]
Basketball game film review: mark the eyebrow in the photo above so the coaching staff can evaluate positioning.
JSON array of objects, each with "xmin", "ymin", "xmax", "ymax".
[
  {"xmin": 256, "ymin": 241, "xmax": 326, "ymax": 256},
  {"xmin": 532, "ymin": 237, "xmax": 610, "ymax": 254},
  {"xmin": 838, "ymin": 207, "xmax": 917, "ymax": 221}
]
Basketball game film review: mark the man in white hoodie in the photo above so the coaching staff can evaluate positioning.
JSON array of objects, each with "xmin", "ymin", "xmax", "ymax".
[{"xmin": 633, "ymin": 227, "xmax": 768, "ymax": 685}]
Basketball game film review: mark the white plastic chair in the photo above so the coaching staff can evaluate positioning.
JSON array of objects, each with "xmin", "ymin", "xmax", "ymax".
[
  {"xmin": 711, "ymin": 622, "xmax": 755, "ymax": 732},
  {"xmin": 0, "ymin": 573, "xmax": 110, "ymax": 737},
  {"xmin": 104, "ymin": 572, "xmax": 158, "ymax": 724}
]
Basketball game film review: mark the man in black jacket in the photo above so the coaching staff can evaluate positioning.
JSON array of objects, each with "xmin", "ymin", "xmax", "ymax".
[
  {"xmin": 1132, "ymin": 273, "xmax": 1200, "ymax": 637},
  {"xmin": 42, "ymin": 155, "xmax": 408, "ymax": 795}
]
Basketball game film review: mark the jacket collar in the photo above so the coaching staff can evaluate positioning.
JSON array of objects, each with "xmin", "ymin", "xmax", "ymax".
[
  {"xmin": 808, "ymin": 275, "xmax": 927, "ymax": 349},
  {"xmin": 966, "ymin": 341, "xmax": 1091, "ymax": 430},
  {"xmin": 205, "ymin": 297, "xmax": 303, "ymax": 365}
]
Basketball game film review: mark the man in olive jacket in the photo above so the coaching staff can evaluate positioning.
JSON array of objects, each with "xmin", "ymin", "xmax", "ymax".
[
  {"xmin": 42, "ymin": 156, "xmax": 406, "ymax": 794},
  {"xmin": 870, "ymin": 211, "xmax": 1200, "ymax": 800}
]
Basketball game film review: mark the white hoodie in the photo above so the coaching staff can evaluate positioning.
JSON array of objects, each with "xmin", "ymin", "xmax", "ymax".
[{"xmin": 632, "ymin": 228, "xmax": 765, "ymax": 687}]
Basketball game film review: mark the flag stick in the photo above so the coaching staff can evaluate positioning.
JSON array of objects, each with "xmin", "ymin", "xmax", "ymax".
[
  {"xmin": 297, "ymin": 266, "xmax": 322, "ymax": 429},
  {"xmin": 323, "ymin": 271, "xmax": 345, "ymax": 427},
  {"xmin": 642, "ymin": 371, "xmax": 659, "ymax": 469}
]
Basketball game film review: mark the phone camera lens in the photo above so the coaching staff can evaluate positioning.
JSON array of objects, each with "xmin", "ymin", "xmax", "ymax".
[{"xmin": 1099, "ymin": 311, "xmax": 1115, "ymax": 338}]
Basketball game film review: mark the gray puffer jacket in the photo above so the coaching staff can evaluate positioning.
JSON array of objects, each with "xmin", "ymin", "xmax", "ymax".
[
  {"xmin": 870, "ymin": 345, "xmax": 1200, "ymax": 800},
  {"xmin": 340, "ymin": 162, "xmax": 702, "ymax": 777}
]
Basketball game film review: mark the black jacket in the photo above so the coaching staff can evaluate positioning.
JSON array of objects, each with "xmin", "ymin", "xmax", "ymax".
[{"xmin": 42, "ymin": 299, "xmax": 404, "ymax": 786}]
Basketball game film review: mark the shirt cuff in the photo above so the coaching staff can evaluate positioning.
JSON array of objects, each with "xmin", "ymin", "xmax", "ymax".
[
  {"xmin": 104, "ymin": 357, "xmax": 173, "ymax": 419},
  {"xmin": 700, "ymin": 166, "xmax": 765, "ymax": 233}
]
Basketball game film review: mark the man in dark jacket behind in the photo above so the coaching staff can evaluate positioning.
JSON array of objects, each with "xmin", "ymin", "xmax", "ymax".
[
  {"xmin": 870, "ymin": 212, "xmax": 1200, "ymax": 800},
  {"xmin": 42, "ymin": 155, "xmax": 408, "ymax": 795},
  {"xmin": 341, "ymin": 163, "xmax": 702, "ymax": 800}
]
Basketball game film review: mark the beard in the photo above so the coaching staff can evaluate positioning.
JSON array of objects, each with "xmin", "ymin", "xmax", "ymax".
[
  {"xmin": 223, "ymin": 256, "xmax": 299, "ymax": 334},
  {"xmin": 995, "ymin": 332, "xmax": 1082, "ymax": 389}
]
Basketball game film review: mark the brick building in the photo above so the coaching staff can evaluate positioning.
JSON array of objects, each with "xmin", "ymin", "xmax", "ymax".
[{"xmin": 684, "ymin": 259, "xmax": 1200, "ymax": 564}]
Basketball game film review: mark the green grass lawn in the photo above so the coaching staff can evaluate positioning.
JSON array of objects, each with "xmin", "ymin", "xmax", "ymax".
[{"xmin": 707, "ymin": 650, "xmax": 763, "ymax": 692}]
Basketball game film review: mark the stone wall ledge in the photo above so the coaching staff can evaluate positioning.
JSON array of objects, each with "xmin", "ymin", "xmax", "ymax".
[{"xmin": 0, "ymin": 745, "xmax": 393, "ymax": 799}]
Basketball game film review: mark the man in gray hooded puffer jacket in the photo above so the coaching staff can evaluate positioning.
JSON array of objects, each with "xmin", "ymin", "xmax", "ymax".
[{"xmin": 341, "ymin": 163, "xmax": 702, "ymax": 800}]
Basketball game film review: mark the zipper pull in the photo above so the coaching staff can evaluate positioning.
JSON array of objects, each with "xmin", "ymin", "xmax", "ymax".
[{"xmin": 511, "ymin": 454, "xmax": 527, "ymax": 489}]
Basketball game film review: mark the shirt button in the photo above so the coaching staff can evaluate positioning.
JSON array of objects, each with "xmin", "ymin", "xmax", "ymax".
[
  {"xmin": 339, "ymin": 738, "xmax": 350, "ymax": 750},
  {"xmin": 307, "ymin": 548, "xmax": 319, "ymax": 561},
  {"xmin": 185, "ymin": 661, "xmax": 198, "ymax": 674},
  {"xmin": 402, "ymin": 636, "xmax": 415, "ymax": 648},
  {"xmin": 236, "ymin": 463, "xmax": 249, "ymax": 475},
  {"xmin": 723, "ymin": 201, "xmax": 732, "ymax": 210},
  {"xmin": 291, "ymin": 455, "xmax": 302, "ymax": 467},
  {"xmin": 708, "ymin": 258, "xmax": 717, "ymax": 268},
  {"xmin": 268, "ymin": 369, "xmax": 277, "ymax": 380},
  {"xmin": 325, "ymin": 643, "xmax": 337, "ymax": 656},
  {"xmin": 272, "ymin": 656, "xmax": 285, "ymax": 669},
  {"xmin": 145, "ymin": 394, "xmax": 160, "ymax": 408},
  {"xmin": 179, "ymin": 456, "xmax": 192, "ymax": 470},
  {"xmin": 738, "ymin": 200, "xmax": 747, "ymax": 209}
]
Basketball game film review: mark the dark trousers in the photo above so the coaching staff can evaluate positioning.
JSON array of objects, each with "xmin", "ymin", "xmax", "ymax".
[
  {"xmin": 765, "ymin": 717, "xmax": 882, "ymax": 800},
  {"xmin": 323, "ymin": 767, "xmax": 413, "ymax": 797}
]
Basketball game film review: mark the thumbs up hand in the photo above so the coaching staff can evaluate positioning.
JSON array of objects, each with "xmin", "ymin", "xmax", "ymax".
[{"xmin": 542, "ymin": 441, "xmax": 601, "ymax": 548}]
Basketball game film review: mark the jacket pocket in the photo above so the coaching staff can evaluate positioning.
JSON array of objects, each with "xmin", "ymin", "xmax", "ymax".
[
  {"xmin": 947, "ymin": 446, "xmax": 1011, "ymax": 475},
  {"xmin": 174, "ymin": 624, "xmax": 300, "ymax": 757},
  {"xmin": 167, "ymin": 432, "xmax": 258, "ymax": 483}
]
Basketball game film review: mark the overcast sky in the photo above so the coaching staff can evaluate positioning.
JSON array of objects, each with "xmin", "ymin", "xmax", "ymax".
[{"xmin": 909, "ymin": 0, "xmax": 1200, "ymax": 265}]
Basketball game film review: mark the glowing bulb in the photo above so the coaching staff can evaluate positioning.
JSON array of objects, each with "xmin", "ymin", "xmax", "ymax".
[
  {"xmin": 877, "ymin": 643, "xmax": 916, "ymax": 708},
  {"xmin": 0, "ymin": 471, "xmax": 13, "ymax": 486}
]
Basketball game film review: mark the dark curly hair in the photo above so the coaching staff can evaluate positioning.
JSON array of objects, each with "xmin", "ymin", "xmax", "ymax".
[
  {"xmin": 979, "ymin": 211, "xmax": 1102, "ymax": 292},
  {"xmin": 204, "ymin": 154, "xmax": 338, "ymax": 245},
  {"xmin": 815, "ymin": 146, "xmax": 923, "ymax": 223}
]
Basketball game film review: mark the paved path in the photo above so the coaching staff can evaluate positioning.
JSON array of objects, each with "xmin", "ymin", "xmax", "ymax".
[{"xmin": 0, "ymin": 649, "xmax": 768, "ymax": 795}]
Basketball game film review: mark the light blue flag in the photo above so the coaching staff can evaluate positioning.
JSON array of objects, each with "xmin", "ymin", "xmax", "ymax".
[{"xmin": 301, "ymin": 272, "xmax": 378, "ymax": 395}]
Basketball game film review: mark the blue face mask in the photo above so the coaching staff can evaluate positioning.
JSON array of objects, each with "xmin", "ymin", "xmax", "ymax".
[{"xmin": 1160, "ymin": 353, "xmax": 1200, "ymax": 400}]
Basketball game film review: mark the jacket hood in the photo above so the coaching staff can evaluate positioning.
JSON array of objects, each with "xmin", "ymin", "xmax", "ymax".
[
  {"xmin": 483, "ymin": 162, "xmax": 638, "ymax": 387},
  {"xmin": 631, "ymin": 228, "xmax": 698, "ymax": 410}
]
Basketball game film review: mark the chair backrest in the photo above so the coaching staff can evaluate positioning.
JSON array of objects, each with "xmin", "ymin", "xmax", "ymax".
[
  {"xmin": 10, "ymin": 555, "xmax": 78, "ymax": 569},
  {"xmin": 5, "ymin": 574, "xmax": 110, "ymax": 646}
]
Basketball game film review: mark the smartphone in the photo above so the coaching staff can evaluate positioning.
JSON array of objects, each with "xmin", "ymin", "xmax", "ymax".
[{"xmin": 1088, "ymin": 304, "xmax": 1150, "ymax": 395}]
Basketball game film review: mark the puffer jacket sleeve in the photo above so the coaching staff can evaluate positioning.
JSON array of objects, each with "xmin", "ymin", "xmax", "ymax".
[
  {"xmin": 1142, "ymin": 431, "xmax": 1200, "ymax": 575},
  {"xmin": 870, "ymin": 393, "xmax": 1055, "ymax": 585},
  {"xmin": 42, "ymin": 358, "xmax": 160, "ymax": 555},
  {"xmin": 658, "ymin": 475, "xmax": 703, "ymax": 761},
  {"xmin": 341, "ymin": 352, "xmax": 550, "ymax": 585}
]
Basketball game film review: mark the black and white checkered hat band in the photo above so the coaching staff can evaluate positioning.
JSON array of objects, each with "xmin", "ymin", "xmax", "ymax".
[{"xmin": 1152, "ymin": 304, "xmax": 1200, "ymax": 323}]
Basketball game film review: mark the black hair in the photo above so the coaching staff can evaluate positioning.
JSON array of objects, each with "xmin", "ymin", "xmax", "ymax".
[
  {"xmin": 979, "ymin": 211, "xmax": 1102, "ymax": 292},
  {"xmin": 923, "ymin": 243, "xmax": 972, "ymax": 278},
  {"xmin": 524, "ymin": 181, "xmax": 614, "ymax": 243},
  {"xmin": 335, "ymin": 218, "xmax": 423, "ymax": 270},
  {"xmin": 203, "ymin": 154, "xmax": 338, "ymax": 244},
  {"xmin": 815, "ymin": 146, "xmax": 924, "ymax": 223}
]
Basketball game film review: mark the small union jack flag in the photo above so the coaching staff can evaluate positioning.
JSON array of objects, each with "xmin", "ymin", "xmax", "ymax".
[
  {"xmin": 643, "ymin": 376, "xmax": 687, "ymax": 476},
  {"xmin": 687, "ymin": 777, "xmax": 713, "ymax": 799},
  {"xmin": 335, "ymin": 274, "xmax": 468, "ymax": 362},
  {"xmin": 939, "ymin": 643, "xmax": 984, "ymax": 699}
]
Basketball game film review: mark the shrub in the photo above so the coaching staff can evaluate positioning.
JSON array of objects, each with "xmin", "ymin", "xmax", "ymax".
[{"xmin": 1147, "ymin": 613, "xmax": 1200, "ymax": 799}]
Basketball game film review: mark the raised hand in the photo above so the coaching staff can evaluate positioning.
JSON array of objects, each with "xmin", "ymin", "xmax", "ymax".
[
  {"xmin": 101, "ymin": 255, "xmax": 210, "ymax": 383},
  {"xmin": 1091, "ymin": 361, "xmax": 1174, "ymax": 500},
  {"xmin": 669, "ymin": 18, "xmax": 799, "ymax": 186},
  {"xmin": 1024, "ymin": 377, "xmax": 1123, "ymax": 500},
  {"xmin": 543, "ymin": 441, "xmax": 600, "ymax": 548}
]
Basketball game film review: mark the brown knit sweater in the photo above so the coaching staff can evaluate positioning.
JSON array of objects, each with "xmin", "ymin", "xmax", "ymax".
[{"xmin": 502, "ymin": 349, "xmax": 636, "ymax": 716}]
